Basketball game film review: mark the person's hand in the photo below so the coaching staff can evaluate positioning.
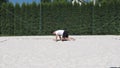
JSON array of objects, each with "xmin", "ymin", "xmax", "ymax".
[{"xmin": 53, "ymin": 39, "xmax": 60, "ymax": 42}]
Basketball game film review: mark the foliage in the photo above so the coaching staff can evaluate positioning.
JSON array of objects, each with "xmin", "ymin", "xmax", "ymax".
[
  {"xmin": 0, "ymin": 0, "xmax": 9, "ymax": 7},
  {"xmin": 0, "ymin": 1, "xmax": 120, "ymax": 36}
]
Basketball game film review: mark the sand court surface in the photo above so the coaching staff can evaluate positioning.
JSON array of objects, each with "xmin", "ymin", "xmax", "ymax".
[{"xmin": 0, "ymin": 35, "xmax": 120, "ymax": 68}]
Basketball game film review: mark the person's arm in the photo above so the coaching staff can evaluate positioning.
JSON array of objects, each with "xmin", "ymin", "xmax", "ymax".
[
  {"xmin": 59, "ymin": 35, "xmax": 62, "ymax": 40},
  {"xmin": 55, "ymin": 34, "xmax": 58, "ymax": 41}
]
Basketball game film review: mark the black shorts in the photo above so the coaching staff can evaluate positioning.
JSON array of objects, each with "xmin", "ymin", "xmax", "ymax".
[{"xmin": 62, "ymin": 31, "xmax": 69, "ymax": 38}]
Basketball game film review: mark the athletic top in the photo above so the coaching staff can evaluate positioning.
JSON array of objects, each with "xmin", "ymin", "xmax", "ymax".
[{"xmin": 54, "ymin": 30, "xmax": 64, "ymax": 36}]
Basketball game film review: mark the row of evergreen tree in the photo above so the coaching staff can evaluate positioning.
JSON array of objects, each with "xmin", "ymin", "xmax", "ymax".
[{"xmin": 0, "ymin": 1, "xmax": 120, "ymax": 35}]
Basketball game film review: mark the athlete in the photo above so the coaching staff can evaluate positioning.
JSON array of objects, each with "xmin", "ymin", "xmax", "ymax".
[{"xmin": 52, "ymin": 30, "xmax": 75, "ymax": 41}]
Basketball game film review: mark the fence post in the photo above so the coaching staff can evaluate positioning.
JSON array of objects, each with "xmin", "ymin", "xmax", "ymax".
[
  {"xmin": 40, "ymin": 0, "xmax": 42, "ymax": 34},
  {"xmin": 91, "ymin": 4, "xmax": 95, "ymax": 35}
]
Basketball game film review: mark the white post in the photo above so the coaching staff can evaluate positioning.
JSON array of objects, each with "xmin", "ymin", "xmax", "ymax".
[
  {"xmin": 93, "ymin": 0, "xmax": 96, "ymax": 6},
  {"xmin": 72, "ymin": 0, "xmax": 82, "ymax": 6},
  {"xmin": 40, "ymin": 0, "xmax": 42, "ymax": 32}
]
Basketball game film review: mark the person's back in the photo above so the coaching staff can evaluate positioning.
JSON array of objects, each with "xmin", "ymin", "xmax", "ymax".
[{"xmin": 54, "ymin": 30, "xmax": 64, "ymax": 36}]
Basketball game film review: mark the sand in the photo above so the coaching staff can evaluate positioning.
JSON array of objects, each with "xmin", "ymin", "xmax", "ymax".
[{"xmin": 0, "ymin": 35, "xmax": 120, "ymax": 68}]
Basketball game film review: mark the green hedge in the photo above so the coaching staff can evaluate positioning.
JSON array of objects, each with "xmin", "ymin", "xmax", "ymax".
[{"xmin": 0, "ymin": 2, "xmax": 120, "ymax": 36}]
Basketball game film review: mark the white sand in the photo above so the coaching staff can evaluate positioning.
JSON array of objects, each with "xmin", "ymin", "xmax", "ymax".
[{"xmin": 0, "ymin": 35, "xmax": 120, "ymax": 68}]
